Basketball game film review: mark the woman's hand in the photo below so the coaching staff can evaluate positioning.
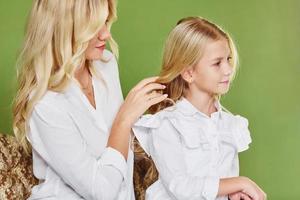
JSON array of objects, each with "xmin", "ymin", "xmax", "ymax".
[
  {"xmin": 115, "ymin": 76, "xmax": 167, "ymax": 128},
  {"xmin": 108, "ymin": 76, "xmax": 167, "ymax": 158}
]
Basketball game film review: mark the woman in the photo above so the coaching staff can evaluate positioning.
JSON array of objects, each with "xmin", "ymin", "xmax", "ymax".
[{"xmin": 12, "ymin": 0, "xmax": 167, "ymax": 199}]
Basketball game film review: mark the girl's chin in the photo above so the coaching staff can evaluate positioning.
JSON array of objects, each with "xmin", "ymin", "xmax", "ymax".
[{"xmin": 218, "ymin": 89, "xmax": 229, "ymax": 95}]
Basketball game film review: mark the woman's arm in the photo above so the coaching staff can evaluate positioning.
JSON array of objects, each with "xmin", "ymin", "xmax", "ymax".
[
  {"xmin": 30, "ymin": 102, "xmax": 127, "ymax": 200},
  {"xmin": 107, "ymin": 76, "xmax": 167, "ymax": 159}
]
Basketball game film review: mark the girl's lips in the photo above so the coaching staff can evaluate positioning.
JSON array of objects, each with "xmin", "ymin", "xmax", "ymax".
[{"xmin": 220, "ymin": 80, "xmax": 229, "ymax": 84}]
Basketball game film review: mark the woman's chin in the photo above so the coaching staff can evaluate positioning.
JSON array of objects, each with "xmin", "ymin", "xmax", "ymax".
[{"xmin": 86, "ymin": 53, "xmax": 103, "ymax": 61}]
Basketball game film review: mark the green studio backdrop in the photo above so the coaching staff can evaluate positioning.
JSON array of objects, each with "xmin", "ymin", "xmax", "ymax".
[{"xmin": 0, "ymin": 0, "xmax": 299, "ymax": 199}]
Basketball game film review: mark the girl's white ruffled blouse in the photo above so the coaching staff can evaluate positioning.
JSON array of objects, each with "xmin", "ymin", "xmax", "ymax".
[{"xmin": 132, "ymin": 98, "xmax": 252, "ymax": 200}]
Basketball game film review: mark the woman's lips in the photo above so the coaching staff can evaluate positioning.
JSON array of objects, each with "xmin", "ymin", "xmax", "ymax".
[{"xmin": 96, "ymin": 44, "xmax": 106, "ymax": 50}]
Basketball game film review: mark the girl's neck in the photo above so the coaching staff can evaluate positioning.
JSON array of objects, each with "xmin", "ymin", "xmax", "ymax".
[{"xmin": 184, "ymin": 90, "xmax": 217, "ymax": 117}]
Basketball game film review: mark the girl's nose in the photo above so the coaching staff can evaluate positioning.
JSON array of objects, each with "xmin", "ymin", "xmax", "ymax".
[
  {"xmin": 98, "ymin": 25, "xmax": 111, "ymax": 41},
  {"xmin": 224, "ymin": 62, "xmax": 233, "ymax": 76}
]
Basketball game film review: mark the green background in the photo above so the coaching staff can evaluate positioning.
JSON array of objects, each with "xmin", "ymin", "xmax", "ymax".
[{"xmin": 0, "ymin": 0, "xmax": 299, "ymax": 199}]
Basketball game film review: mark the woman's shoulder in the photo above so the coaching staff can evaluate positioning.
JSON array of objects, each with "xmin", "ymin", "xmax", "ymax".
[
  {"xmin": 38, "ymin": 90, "xmax": 65, "ymax": 104},
  {"xmin": 28, "ymin": 91, "xmax": 73, "ymax": 134},
  {"xmin": 31, "ymin": 90, "xmax": 69, "ymax": 118}
]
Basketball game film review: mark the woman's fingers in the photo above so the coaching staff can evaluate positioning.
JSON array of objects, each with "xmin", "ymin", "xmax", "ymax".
[
  {"xmin": 117, "ymin": 76, "xmax": 168, "ymax": 127},
  {"xmin": 147, "ymin": 93, "xmax": 168, "ymax": 106},
  {"xmin": 131, "ymin": 76, "xmax": 159, "ymax": 91},
  {"xmin": 141, "ymin": 83, "xmax": 165, "ymax": 95},
  {"xmin": 146, "ymin": 91, "xmax": 162, "ymax": 100}
]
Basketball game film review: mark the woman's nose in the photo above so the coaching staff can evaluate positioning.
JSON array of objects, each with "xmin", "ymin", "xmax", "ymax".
[{"xmin": 98, "ymin": 25, "xmax": 111, "ymax": 41}]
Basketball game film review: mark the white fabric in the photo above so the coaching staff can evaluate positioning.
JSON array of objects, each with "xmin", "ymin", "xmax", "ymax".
[
  {"xmin": 132, "ymin": 98, "xmax": 252, "ymax": 200},
  {"xmin": 27, "ymin": 50, "xmax": 135, "ymax": 200}
]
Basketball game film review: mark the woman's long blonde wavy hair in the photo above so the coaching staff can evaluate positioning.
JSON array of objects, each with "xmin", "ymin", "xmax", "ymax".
[
  {"xmin": 13, "ymin": 0, "xmax": 118, "ymax": 154},
  {"xmin": 148, "ymin": 16, "xmax": 239, "ymax": 114}
]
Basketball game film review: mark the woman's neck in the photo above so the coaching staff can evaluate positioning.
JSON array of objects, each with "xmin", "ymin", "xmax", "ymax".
[
  {"xmin": 184, "ymin": 89, "xmax": 217, "ymax": 117},
  {"xmin": 75, "ymin": 61, "xmax": 90, "ymax": 86}
]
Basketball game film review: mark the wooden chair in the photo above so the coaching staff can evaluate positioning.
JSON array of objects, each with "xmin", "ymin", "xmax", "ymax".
[
  {"xmin": 133, "ymin": 138, "xmax": 158, "ymax": 200},
  {"xmin": 0, "ymin": 133, "xmax": 158, "ymax": 200},
  {"xmin": 0, "ymin": 133, "xmax": 38, "ymax": 199}
]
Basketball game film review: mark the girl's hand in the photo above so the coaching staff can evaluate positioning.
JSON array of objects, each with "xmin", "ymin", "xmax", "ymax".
[
  {"xmin": 229, "ymin": 192, "xmax": 252, "ymax": 200},
  {"xmin": 240, "ymin": 177, "xmax": 267, "ymax": 200},
  {"xmin": 115, "ymin": 76, "xmax": 167, "ymax": 128}
]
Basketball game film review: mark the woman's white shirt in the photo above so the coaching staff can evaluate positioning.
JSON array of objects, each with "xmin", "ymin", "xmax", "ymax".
[
  {"xmin": 132, "ymin": 98, "xmax": 252, "ymax": 200},
  {"xmin": 27, "ymin": 50, "xmax": 135, "ymax": 200}
]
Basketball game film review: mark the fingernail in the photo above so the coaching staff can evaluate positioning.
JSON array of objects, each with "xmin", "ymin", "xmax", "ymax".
[
  {"xmin": 163, "ymin": 94, "xmax": 168, "ymax": 97},
  {"xmin": 162, "ymin": 85, "xmax": 166, "ymax": 89}
]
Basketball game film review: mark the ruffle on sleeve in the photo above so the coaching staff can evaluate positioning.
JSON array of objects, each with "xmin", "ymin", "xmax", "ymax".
[
  {"xmin": 132, "ymin": 113, "xmax": 164, "ymax": 156},
  {"xmin": 231, "ymin": 115, "xmax": 252, "ymax": 152},
  {"xmin": 167, "ymin": 115, "xmax": 212, "ymax": 151}
]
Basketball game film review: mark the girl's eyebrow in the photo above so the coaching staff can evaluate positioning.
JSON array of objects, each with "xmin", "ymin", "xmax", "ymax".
[
  {"xmin": 211, "ymin": 57, "xmax": 223, "ymax": 61},
  {"xmin": 210, "ymin": 56, "xmax": 224, "ymax": 62},
  {"xmin": 210, "ymin": 54, "xmax": 231, "ymax": 61}
]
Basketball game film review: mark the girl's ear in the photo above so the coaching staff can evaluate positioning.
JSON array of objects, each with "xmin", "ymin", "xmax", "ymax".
[{"xmin": 180, "ymin": 66, "xmax": 194, "ymax": 83}]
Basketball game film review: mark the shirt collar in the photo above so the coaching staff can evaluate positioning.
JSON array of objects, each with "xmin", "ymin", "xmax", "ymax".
[{"xmin": 175, "ymin": 97, "xmax": 222, "ymax": 119}]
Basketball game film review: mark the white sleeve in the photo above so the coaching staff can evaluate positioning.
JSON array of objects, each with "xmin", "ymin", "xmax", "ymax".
[
  {"xmin": 132, "ymin": 114, "xmax": 160, "ymax": 156},
  {"xmin": 149, "ymin": 121, "xmax": 219, "ymax": 200},
  {"xmin": 232, "ymin": 115, "xmax": 252, "ymax": 152},
  {"xmin": 29, "ymin": 101, "xmax": 127, "ymax": 200}
]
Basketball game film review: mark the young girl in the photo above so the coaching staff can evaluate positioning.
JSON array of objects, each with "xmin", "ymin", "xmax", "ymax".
[{"xmin": 133, "ymin": 17, "xmax": 266, "ymax": 200}]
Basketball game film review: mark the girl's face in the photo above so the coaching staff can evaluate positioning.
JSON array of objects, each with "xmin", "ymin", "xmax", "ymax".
[
  {"xmin": 85, "ymin": 5, "xmax": 110, "ymax": 60},
  {"xmin": 184, "ymin": 39, "xmax": 233, "ymax": 96}
]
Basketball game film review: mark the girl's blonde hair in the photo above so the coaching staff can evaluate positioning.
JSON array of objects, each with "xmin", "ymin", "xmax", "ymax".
[
  {"xmin": 13, "ymin": 0, "xmax": 118, "ymax": 154},
  {"xmin": 149, "ymin": 16, "xmax": 239, "ymax": 114}
]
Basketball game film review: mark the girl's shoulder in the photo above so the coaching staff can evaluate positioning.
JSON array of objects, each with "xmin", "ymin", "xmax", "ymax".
[
  {"xmin": 134, "ymin": 105, "xmax": 181, "ymax": 130},
  {"xmin": 132, "ymin": 106, "xmax": 181, "ymax": 156},
  {"xmin": 220, "ymin": 111, "xmax": 252, "ymax": 152},
  {"xmin": 220, "ymin": 110, "xmax": 250, "ymax": 131},
  {"xmin": 133, "ymin": 104, "xmax": 198, "ymax": 149},
  {"xmin": 221, "ymin": 110, "xmax": 248, "ymax": 126}
]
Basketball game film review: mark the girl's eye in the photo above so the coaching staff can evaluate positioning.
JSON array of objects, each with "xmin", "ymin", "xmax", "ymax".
[
  {"xmin": 213, "ymin": 61, "xmax": 221, "ymax": 67},
  {"xmin": 105, "ymin": 20, "xmax": 109, "ymax": 25},
  {"xmin": 227, "ymin": 56, "xmax": 232, "ymax": 62}
]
